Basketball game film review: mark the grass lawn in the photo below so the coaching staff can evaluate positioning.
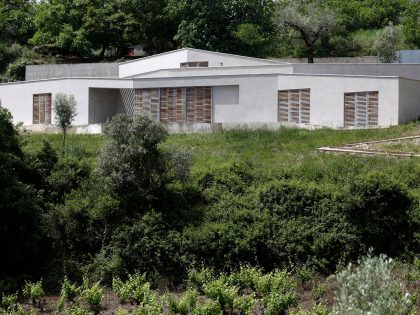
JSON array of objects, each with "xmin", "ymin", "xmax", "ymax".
[{"xmin": 21, "ymin": 122, "xmax": 420, "ymax": 176}]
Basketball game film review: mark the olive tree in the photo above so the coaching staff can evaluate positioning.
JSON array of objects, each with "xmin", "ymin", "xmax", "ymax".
[
  {"xmin": 276, "ymin": 0, "xmax": 337, "ymax": 63},
  {"xmin": 375, "ymin": 23, "xmax": 403, "ymax": 63},
  {"xmin": 97, "ymin": 114, "xmax": 192, "ymax": 215},
  {"xmin": 53, "ymin": 93, "xmax": 77, "ymax": 149}
]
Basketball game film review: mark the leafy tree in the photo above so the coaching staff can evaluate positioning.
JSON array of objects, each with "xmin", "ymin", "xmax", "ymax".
[
  {"xmin": 97, "ymin": 115, "xmax": 191, "ymax": 214},
  {"xmin": 276, "ymin": 0, "xmax": 338, "ymax": 63},
  {"xmin": 401, "ymin": 0, "xmax": 420, "ymax": 48},
  {"xmin": 374, "ymin": 22, "xmax": 404, "ymax": 63},
  {"xmin": 53, "ymin": 93, "xmax": 77, "ymax": 149},
  {"xmin": 0, "ymin": 106, "xmax": 43, "ymax": 281},
  {"xmin": 0, "ymin": 0, "xmax": 36, "ymax": 45},
  {"xmin": 168, "ymin": 0, "xmax": 276, "ymax": 57}
]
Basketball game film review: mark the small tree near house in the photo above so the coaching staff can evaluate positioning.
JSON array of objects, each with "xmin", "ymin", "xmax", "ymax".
[{"xmin": 53, "ymin": 93, "xmax": 77, "ymax": 149}]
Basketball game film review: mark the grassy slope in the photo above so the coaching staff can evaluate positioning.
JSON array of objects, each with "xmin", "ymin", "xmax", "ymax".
[{"xmin": 22, "ymin": 123, "xmax": 420, "ymax": 173}]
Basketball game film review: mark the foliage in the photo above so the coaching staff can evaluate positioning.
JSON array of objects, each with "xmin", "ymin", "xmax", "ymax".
[
  {"xmin": 0, "ymin": 106, "xmax": 43, "ymax": 283},
  {"xmin": 374, "ymin": 23, "xmax": 404, "ymax": 63},
  {"xmin": 23, "ymin": 280, "xmax": 44, "ymax": 310},
  {"xmin": 80, "ymin": 279, "xmax": 103, "ymax": 315},
  {"xmin": 232, "ymin": 294, "xmax": 257, "ymax": 315},
  {"xmin": 66, "ymin": 305, "xmax": 90, "ymax": 315},
  {"xmin": 97, "ymin": 114, "xmax": 192, "ymax": 214},
  {"xmin": 53, "ymin": 93, "xmax": 77, "ymax": 149},
  {"xmin": 168, "ymin": 289, "xmax": 198, "ymax": 315},
  {"xmin": 193, "ymin": 300, "xmax": 221, "ymax": 315},
  {"xmin": 333, "ymin": 253, "xmax": 412, "ymax": 315},
  {"xmin": 187, "ymin": 268, "xmax": 214, "ymax": 293},
  {"xmin": 0, "ymin": 293, "xmax": 17, "ymax": 312},
  {"xmin": 112, "ymin": 273, "xmax": 148, "ymax": 305},
  {"xmin": 57, "ymin": 276, "xmax": 80, "ymax": 313},
  {"xmin": 276, "ymin": 0, "xmax": 338, "ymax": 63},
  {"xmin": 203, "ymin": 278, "xmax": 237, "ymax": 310},
  {"xmin": 168, "ymin": 0, "xmax": 276, "ymax": 57}
]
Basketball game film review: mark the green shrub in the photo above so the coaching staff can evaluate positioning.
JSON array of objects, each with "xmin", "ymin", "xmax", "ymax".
[
  {"xmin": 264, "ymin": 291, "xmax": 298, "ymax": 315},
  {"xmin": 193, "ymin": 300, "xmax": 222, "ymax": 315},
  {"xmin": 227, "ymin": 266, "xmax": 262, "ymax": 291},
  {"xmin": 291, "ymin": 303, "xmax": 330, "ymax": 315},
  {"xmin": 333, "ymin": 253, "xmax": 412, "ymax": 315},
  {"xmin": 203, "ymin": 279, "xmax": 237, "ymax": 310},
  {"xmin": 57, "ymin": 276, "xmax": 80, "ymax": 313},
  {"xmin": 66, "ymin": 305, "xmax": 89, "ymax": 315},
  {"xmin": 80, "ymin": 279, "xmax": 103, "ymax": 315},
  {"xmin": 23, "ymin": 280, "xmax": 44, "ymax": 310},
  {"xmin": 187, "ymin": 268, "xmax": 214, "ymax": 293},
  {"xmin": 1, "ymin": 293, "xmax": 17, "ymax": 311},
  {"xmin": 112, "ymin": 273, "xmax": 148, "ymax": 304},
  {"xmin": 168, "ymin": 289, "xmax": 198, "ymax": 315},
  {"xmin": 347, "ymin": 172, "xmax": 413, "ymax": 256},
  {"xmin": 233, "ymin": 294, "xmax": 257, "ymax": 315},
  {"xmin": 132, "ymin": 287, "xmax": 163, "ymax": 315}
]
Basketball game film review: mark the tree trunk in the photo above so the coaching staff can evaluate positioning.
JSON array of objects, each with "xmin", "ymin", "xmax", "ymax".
[
  {"xmin": 99, "ymin": 45, "xmax": 107, "ymax": 59},
  {"xmin": 62, "ymin": 128, "xmax": 66, "ymax": 151},
  {"xmin": 307, "ymin": 46, "xmax": 314, "ymax": 63}
]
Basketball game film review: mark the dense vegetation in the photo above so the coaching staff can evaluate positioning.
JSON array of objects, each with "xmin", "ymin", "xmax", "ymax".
[
  {"xmin": 2, "ymin": 103, "xmax": 420, "ymax": 300},
  {"xmin": 1, "ymin": 0, "xmax": 419, "ymax": 79}
]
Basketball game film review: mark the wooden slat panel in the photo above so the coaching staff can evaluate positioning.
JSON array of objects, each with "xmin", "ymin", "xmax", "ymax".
[
  {"xmin": 134, "ymin": 89, "xmax": 159, "ymax": 121},
  {"xmin": 344, "ymin": 93, "xmax": 356, "ymax": 127},
  {"xmin": 300, "ymin": 89, "xmax": 310, "ymax": 124},
  {"xmin": 33, "ymin": 95, "xmax": 40, "ymax": 124},
  {"xmin": 278, "ymin": 90, "xmax": 289, "ymax": 122},
  {"xmin": 45, "ymin": 94, "xmax": 52, "ymax": 124},
  {"xmin": 355, "ymin": 92, "xmax": 367, "ymax": 127},
  {"xmin": 289, "ymin": 90, "xmax": 300, "ymax": 123},
  {"xmin": 367, "ymin": 91, "xmax": 378, "ymax": 126}
]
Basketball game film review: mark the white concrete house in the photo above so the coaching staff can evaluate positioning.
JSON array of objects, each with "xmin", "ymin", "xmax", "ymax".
[{"xmin": 1, "ymin": 48, "xmax": 420, "ymax": 133}]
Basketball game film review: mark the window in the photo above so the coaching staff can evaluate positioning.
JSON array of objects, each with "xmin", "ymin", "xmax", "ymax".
[
  {"xmin": 344, "ymin": 91, "xmax": 378, "ymax": 127},
  {"xmin": 134, "ymin": 87, "xmax": 212, "ymax": 123},
  {"xmin": 278, "ymin": 89, "xmax": 310, "ymax": 124},
  {"xmin": 180, "ymin": 61, "xmax": 209, "ymax": 68},
  {"xmin": 33, "ymin": 93, "xmax": 52, "ymax": 124}
]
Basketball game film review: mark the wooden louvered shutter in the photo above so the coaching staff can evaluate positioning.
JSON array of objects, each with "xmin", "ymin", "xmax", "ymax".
[
  {"xmin": 367, "ymin": 91, "xmax": 378, "ymax": 126},
  {"xmin": 33, "ymin": 95, "xmax": 40, "ymax": 124},
  {"xmin": 344, "ymin": 91, "xmax": 378, "ymax": 127},
  {"xmin": 45, "ymin": 94, "xmax": 52, "ymax": 124},
  {"xmin": 278, "ymin": 91, "xmax": 289, "ymax": 122},
  {"xmin": 134, "ymin": 89, "xmax": 160, "ymax": 121},
  {"xmin": 278, "ymin": 89, "xmax": 310, "ymax": 124},
  {"xmin": 300, "ymin": 89, "xmax": 310, "ymax": 123},
  {"xmin": 344, "ymin": 93, "xmax": 356, "ymax": 127},
  {"xmin": 355, "ymin": 92, "xmax": 367, "ymax": 126}
]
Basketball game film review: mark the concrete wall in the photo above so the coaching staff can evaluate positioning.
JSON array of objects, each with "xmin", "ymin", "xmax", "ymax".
[
  {"xmin": 133, "ymin": 74, "xmax": 279, "ymax": 123},
  {"xmin": 277, "ymin": 74, "xmax": 400, "ymax": 128},
  {"xmin": 26, "ymin": 63, "xmax": 119, "ymax": 80},
  {"xmin": 89, "ymin": 89, "xmax": 122, "ymax": 124},
  {"xmin": 273, "ymin": 56, "xmax": 378, "ymax": 64},
  {"xmin": 0, "ymin": 78, "xmax": 132, "ymax": 125},
  {"xmin": 398, "ymin": 78, "xmax": 420, "ymax": 124},
  {"xmin": 292, "ymin": 64, "xmax": 420, "ymax": 81}
]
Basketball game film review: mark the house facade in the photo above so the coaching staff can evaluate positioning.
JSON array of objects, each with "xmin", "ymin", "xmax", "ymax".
[{"xmin": 1, "ymin": 48, "xmax": 420, "ymax": 133}]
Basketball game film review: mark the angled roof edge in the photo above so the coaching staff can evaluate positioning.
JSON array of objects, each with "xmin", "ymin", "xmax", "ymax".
[{"xmin": 118, "ymin": 47, "xmax": 288, "ymax": 65}]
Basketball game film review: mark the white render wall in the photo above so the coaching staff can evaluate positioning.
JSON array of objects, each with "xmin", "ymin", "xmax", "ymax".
[
  {"xmin": 398, "ymin": 78, "xmax": 420, "ymax": 124},
  {"xmin": 0, "ymin": 78, "xmax": 132, "ymax": 125},
  {"xmin": 119, "ymin": 50, "xmax": 188, "ymax": 78},
  {"xmin": 133, "ymin": 74, "xmax": 279, "ymax": 123},
  {"xmin": 277, "ymin": 74, "xmax": 400, "ymax": 128},
  {"xmin": 118, "ymin": 48, "xmax": 284, "ymax": 79}
]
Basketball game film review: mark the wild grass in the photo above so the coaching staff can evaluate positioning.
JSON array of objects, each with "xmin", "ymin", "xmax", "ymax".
[{"xmin": 21, "ymin": 122, "xmax": 420, "ymax": 179}]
